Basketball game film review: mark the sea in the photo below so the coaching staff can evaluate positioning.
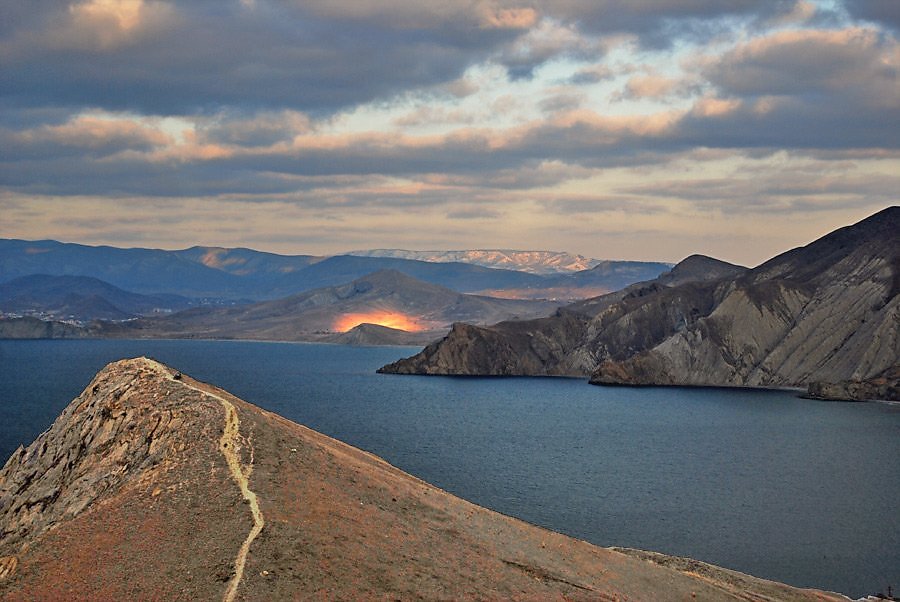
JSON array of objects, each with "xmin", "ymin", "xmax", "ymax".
[{"xmin": 0, "ymin": 339, "xmax": 897, "ymax": 598}]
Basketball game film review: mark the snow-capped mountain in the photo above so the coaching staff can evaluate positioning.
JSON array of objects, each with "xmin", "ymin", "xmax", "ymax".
[{"xmin": 346, "ymin": 249, "xmax": 604, "ymax": 275}]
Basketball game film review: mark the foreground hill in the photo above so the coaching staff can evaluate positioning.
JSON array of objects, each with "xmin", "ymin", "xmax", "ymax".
[
  {"xmin": 101, "ymin": 270, "xmax": 558, "ymax": 343},
  {"xmin": 381, "ymin": 207, "xmax": 899, "ymax": 400},
  {"xmin": 0, "ymin": 358, "xmax": 845, "ymax": 600}
]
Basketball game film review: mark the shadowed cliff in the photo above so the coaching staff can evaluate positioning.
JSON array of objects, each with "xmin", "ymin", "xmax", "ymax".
[{"xmin": 380, "ymin": 207, "xmax": 899, "ymax": 400}]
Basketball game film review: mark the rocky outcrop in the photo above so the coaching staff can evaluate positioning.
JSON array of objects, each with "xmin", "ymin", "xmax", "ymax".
[
  {"xmin": 0, "ymin": 359, "xmax": 846, "ymax": 600},
  {"xmin": 0, "ymin": 359, "xmax": 223, "ymax": 548},
  {"xmin": 381, "ymin": 207, "xmax": 899, "ymax": 399},
  {"xmin": 805, "ymin": 365, "xmax": 900, "ymax": 402},
  {"xmin": 379, "ymin": 310, "xmax": 592, "ymax": 375}
]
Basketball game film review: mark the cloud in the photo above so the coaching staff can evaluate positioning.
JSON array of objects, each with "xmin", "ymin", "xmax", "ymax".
[
  {"xmin": 496, "ymin": 18, "xmax": 600, "ymax": 78},
  {"xmin": 705, "ymin": 27, "xmax": 899, "ymax": 104},
  {"xmin": 844, "ymin": 0, "xmax": 900, "ymax": 30},
  {"xmin": 678, "ymin": 26, "xmax": 900, "ymax": 150},
  {"xmin": 0, "ymin": 1, "xmax": 523, "ymax": 115},
  {"xmin": 2, "ymin": 1, "xmax": 899, "ymax": 266},
  {"xmin": 614, "ymin": 73, "xmax": 692, "ymax": 101},
  {"xmin": 536, "ymin": 0, "xmax": 789, "ymax": 46},
  {"xmin": 446, "ymin": 207, "xmax": 502, "ymax": 219}
]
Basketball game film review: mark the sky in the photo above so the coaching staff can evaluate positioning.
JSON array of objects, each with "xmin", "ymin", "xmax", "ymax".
[{"xmin": 1, "ymin": 0, "xmax": 898, "ymax": 267}]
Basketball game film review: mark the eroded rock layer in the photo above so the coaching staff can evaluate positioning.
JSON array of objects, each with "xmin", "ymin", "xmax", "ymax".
[{"xmin": 382, "ymin": 207, "xmax": 900, "ymax": 400}]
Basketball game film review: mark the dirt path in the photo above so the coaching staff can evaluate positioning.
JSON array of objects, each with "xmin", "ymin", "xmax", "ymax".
[{"xmin": 142, "ymin": 359, "xmax": 265, "ymax": 602}]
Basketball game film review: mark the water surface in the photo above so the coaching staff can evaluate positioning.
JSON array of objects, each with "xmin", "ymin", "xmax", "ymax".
[{"xmin": 1, "ymin": 339, "xmax": 897, "ymax": 598}]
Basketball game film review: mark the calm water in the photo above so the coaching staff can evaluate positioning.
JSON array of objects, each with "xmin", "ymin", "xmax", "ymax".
[{"xmin": 1, "ymin": 339, "xmax": 898, "ymax": 597}]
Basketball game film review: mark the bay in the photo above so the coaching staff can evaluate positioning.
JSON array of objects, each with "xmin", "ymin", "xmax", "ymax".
[{"xmin": 0, "ymin": 339, "xmax": 897, "ymax": 598}]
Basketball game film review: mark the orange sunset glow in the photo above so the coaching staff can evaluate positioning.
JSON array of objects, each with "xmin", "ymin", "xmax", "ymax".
[{"xmin": 333, "ymin": 311, "xmax": 423, "ymax": 333}]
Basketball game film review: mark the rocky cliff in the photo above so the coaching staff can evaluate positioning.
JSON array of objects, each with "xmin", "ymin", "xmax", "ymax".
[
  {"xmin": 0, "ymin": 359, "xmax": 846, "ymax": 600},
  {"xmin": 592, "ymin": 206, "xmax": 899, "ymax": 391},
  {"xmin": 381, "ymin": 207, "xmax": 899, "ymax": 400},
  {"xmin": 380, "ymin": 255, "xmax": 746, "ymax": 376}
]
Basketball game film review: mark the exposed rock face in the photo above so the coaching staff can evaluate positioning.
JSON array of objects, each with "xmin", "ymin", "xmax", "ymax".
[
  {"xmin": 806, "ymin": 365, "xmax": 900, "ymax": 402},
  {"xmin": 0, "ymin": 359, "xmax": 224, "ymax": 549},
  {"xmin": 0, "ymin": 359, "xmax": 845, "ymax": 600},
  {"xmin": 381, "ymin": 207, "xmax": 899, "ymax": 398},
  {"xmin": 380, "ymin": 257, "xmax": 746, "ymax": 377},
  {"xmin": 592, "ymin": 207, "xmax": 899, "ymax": 389}
]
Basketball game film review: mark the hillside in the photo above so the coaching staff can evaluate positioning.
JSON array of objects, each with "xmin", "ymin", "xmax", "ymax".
[
  {"xmin": 0, "ymin": 274, "xmax": 194, "ymax": 321},
  {"xmin": 380, "ymin": 207, "xmax": 899, "ymax": 400},
  {"xmin": 0, "ymin": 358, "xmax": 845, "ymax": 601},
  {"xmin": 103, "ymin": 270, "xmax": 558, "ymax": 342},
  {"xmin": 379, "ymin": 256, "xmax": 748, "ymax": 377}
]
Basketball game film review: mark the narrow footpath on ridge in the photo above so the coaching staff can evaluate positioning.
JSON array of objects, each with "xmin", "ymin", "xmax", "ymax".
[{"xmin": 142, "ymin": 358, "xmax": 265, "ymax": 602}]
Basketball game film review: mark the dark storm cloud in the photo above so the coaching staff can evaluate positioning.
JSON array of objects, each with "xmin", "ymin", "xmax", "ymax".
[
  {"xmin": 844, "ymin": 0, "xmax": 900, "ymax": 30},
  {"xmin": 0, "ymin": 0, "xmax": 523, "ymax": 116},
  {"xmin": 0, "ymin": 0, "xmax": 822, "ymax": 117}
]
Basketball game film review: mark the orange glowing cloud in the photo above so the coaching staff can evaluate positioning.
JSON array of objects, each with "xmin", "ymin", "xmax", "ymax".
[{"xmin": 333, "ymin": 311, "xmax": 423, "ymax": 332}]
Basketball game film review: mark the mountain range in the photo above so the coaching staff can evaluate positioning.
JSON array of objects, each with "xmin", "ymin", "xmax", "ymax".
[
  {"xmin": 0, "ymin": 274, "xmax": 195, "ymax": 321},
  {"xmin": 380, "ymin": 207, "xmax": 900, "ymax": 401},
  {"xmin": 347, "ymin": 249, "xmax": 605, "ymax": 274},
  {"xmin": 0, "ymin": 239, "xmax": 669, "ymax": 302},
  {"xmin": 96, "ymin": 270, "xmax": 558, "ymax": 343},
  {"xmin": 0, "ymin": 358, "xmax": 846, "ymax": 600}
]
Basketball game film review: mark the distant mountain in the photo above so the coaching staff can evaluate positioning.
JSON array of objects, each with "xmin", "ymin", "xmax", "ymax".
[
  {"xmin": 0, "ymin": 358, "xmax": 842, "ymax": 600},
  {"xmin": 0, "ymin": 239, "xmax": 248, "ymax": 298},
  {"xmin": 0, "ymin": 239, "xmax": 669, "ymax": 302},
  {"xmin": 348, "ymin": 249, "xmax": 605, "ymax": 274},
  {"xmin": 0, "ymin": 316, "xmax": 87, "ymax": 339},
  {"xmin": 267, "ymin": 255, "xmax": 548, "ymax": 297},
  {"xmin": 381, "ymin": 207, "xmax": 900, "ymax": 400},
  {"xmin": 102, "ymin": 270, "xmax": 558, "ymax": 342},
  {"xmin": 0, "ymin": 274, "xmax": 194, "ymax": 321},
  {"xmin": 172, "ymin": 246, "xmax": 320, "ymax": 278},
  {"xmin": 0, "ymin": 240, "xmax": 553, "ymax": 299}
]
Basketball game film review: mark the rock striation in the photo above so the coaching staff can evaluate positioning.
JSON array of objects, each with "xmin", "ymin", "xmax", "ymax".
[
  {"xmin": 381, "ymin": 207, "xmax": 899, "ymax": 399},
  {"xmin": 0, "ymin": 359, "xmax": 846, "ymax": 600}
]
